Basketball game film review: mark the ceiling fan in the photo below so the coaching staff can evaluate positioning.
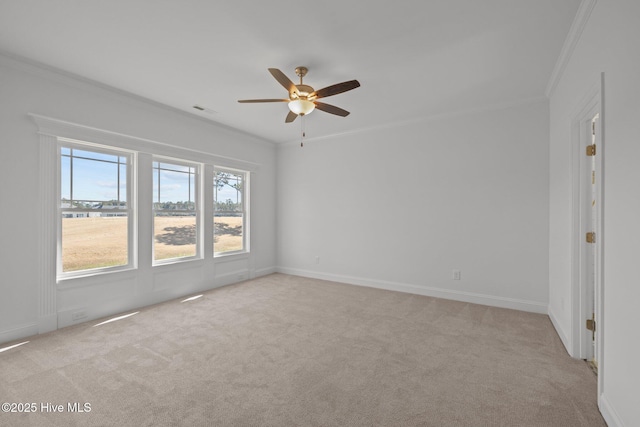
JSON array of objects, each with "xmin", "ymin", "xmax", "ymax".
[{"xmin": 238, "ymin": 67, "xmax": 360, "ymax": 123}]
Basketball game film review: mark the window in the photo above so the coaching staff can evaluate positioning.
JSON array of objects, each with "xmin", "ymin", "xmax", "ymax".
[
  {"xmin": 153, "ymin": 159, "xmax": 200, "ymax": 262},
  {"xmin": 59, "ymin": 143, "xmax": 133, "ymax": 275},
  {"xmin": 214, "ymin": 168, "xmax": 247, "ymax": 255}
]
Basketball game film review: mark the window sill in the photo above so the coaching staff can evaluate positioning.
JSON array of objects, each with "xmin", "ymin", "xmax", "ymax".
[
  {"xmin": 57, "ymin": 267, "xmax": 137, "ymax": 289},
  {"xmin": 214, "ymin": 251, "xmax": 249, "ymax": 262},
  {"xmin": 152, "ymin": 257, "xmax": 204, "ymax": 269}
]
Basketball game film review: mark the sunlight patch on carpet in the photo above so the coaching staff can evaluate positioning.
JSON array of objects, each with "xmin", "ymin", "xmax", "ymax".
[
  {"xmin": 0, "ymin": 341, "xmax": 29, "ymax": 353},
  {"xmin": 181, "ymin": 294, "xmax": 203, "ymax": 303},
  {"xmin": 93, "ymin": 312, "xmax": 139, "ymax": 327}
]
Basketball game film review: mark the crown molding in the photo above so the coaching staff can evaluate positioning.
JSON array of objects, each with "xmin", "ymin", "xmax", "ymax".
[
  {"xmin": 278, "ymin": 96, "xmax": 548, "ymax": 148},
  {"xmin": 545, "ymin": 0, "xmax": 598, "ymax": 98}
]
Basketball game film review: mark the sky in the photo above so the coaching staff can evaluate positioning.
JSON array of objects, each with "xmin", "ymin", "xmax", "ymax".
[{"xmin": 61, "ymin": 147, "xmax": 127, "ymax": 204}]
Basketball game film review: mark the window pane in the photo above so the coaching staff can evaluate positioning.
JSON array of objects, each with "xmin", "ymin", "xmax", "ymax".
[
  {"xmin": 153, "ymin": 160, "xmax": 199, "ymax": 261},
  {"xmin": 214, "ymin": 171, "xmax": 244, "ymax": 254},
  {"xmin": 72, "ymin": 149, "xmax": 120, "ymax": 163},
  {"xmin": 61, "ymin": 146, "xmax": 127, "ymax": 208},
  {"xmin": 153, "ymin": 163, "xmax": 195, "ymax": 209},
  {"xmin": 72, "ymin": 157, "xmax": 120, "ymax": 202},
  {"xmin": 62, "ymin": 214, "xmax": 128, "ymax": 272},
  {"xmin": 213, "ymin": 214, "xmax": 243, "ymax": 253},
  {"xmin": 61, "ymin": 154, "xmax": 71, "ymax": 201},
  {"xmin": 59, "ymin": 144, "xmax": 131, "ymax": 275},
  {"xmin": 154, "ymin": 213, "xmax": 197, "ymax": 260}
]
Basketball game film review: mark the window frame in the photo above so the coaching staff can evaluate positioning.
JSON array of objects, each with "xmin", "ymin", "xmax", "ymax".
[
  {"xmin": 213, "ymin": 167, "xmax": 249, "ymax": 257},
  {"xmin": 57, "ymin": 138, "xmax": 136, "ymax": 279},
  {"xmin": 152, "ymin": 156, "xmax": 202, "ymax": 265}
]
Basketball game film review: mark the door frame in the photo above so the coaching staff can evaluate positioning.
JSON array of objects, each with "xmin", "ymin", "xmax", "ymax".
[{"xmin": 570, "ymin": 73, "xmax": 604, "ymax": 396}]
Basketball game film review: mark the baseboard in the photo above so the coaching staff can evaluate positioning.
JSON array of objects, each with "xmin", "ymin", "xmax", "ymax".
[
  {"xmin": 254, "ymin": 266, "xmax": 277, "ymax": 278},
  {"xmin": 600, "ymin": 393, "xmax": 625, "ymax": 427},
  {"xmin": 0, "ymin": 322, "xmax": 38, "ymax": 346},
  {"xmin": 277, "ymin": 267, "xmax": 547, "ymax": 314},
  {"xmin": 215, "ymin": 269, "xmax": 250, "ymax": 286},
  {"xmin": 547, "ymin": 306, "xmax": 573, "ymax": 356}
]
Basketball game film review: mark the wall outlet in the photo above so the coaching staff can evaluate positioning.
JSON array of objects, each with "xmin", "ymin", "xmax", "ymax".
[
  {"xmin": 452, "ymin": 270, "xmax": 461, "ymax": 280},
  {"xmin": 71, "ymin": 310, "xmax": 87, "ymax": 321},
  {"xmin": 315, "ymin": 256, "xmax": 320, "ymax": 264}
]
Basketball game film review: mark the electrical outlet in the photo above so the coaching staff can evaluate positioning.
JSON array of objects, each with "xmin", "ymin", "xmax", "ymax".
[
  {"xmin": 71, "ymin": 310, "xmax": 87, "ymax": 321},
  {"xmin": 315, "ymin": 256, "xmax": 320, "ymax": 264},
  {"xmin": 452, "ymin": 270, "xmax": 461, "ymax": 280}
]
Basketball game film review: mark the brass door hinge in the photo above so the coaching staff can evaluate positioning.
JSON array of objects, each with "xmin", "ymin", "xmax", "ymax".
[
  {"xmin": 586, "ymin": 232, "xmax": 596, "ymax": 244},
  {"xmin": 586, "ymin": 144, "xmax": 596, "ymax": 156},
  {"xmin": 586, "ymin": 314, "xmax": 596, "ymax": 334}
]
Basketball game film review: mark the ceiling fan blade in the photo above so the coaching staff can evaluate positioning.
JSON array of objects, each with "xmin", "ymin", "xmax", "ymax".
[
  {"xmin": 314, "ymin": 102, "xmax": 350, "ymax": 117},
  {"xmin": 268, "ymin": 68, "xmax": 298, "ymax": 94},
  {"xmin": 311, "ymin": 80, "xmax": 360, "ymax": 99},
  {"xmin": 237, "ymin": 99, "xmax": 289, "ymax": 103},
  {"xmin": 285, "ymin": 111, "xmax": 298, "ymax": 123}
]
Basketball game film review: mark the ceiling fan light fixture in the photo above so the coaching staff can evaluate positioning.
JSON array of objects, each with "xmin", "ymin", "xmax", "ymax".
[{"xmin": 288, "ymin": 99, "xmax": 315, "ymax": 116}]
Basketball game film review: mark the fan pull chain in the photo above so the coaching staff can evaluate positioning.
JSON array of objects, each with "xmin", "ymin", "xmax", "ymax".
[{"xmin": 300, "ymin": 115, "xmax": 306, "ymax": 147}]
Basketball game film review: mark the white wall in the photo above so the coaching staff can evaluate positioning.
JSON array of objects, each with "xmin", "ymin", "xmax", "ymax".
[
  {"xmin": 548, "ymin": 0, "xmax": 640, "ymax": 425},
  {"xmin": 0, "ymin": 54, "xmax": 277, "ymax": 344},
  {"xmin": 277, "ymin": 100, "xmax": 550, "ymax": 313}
]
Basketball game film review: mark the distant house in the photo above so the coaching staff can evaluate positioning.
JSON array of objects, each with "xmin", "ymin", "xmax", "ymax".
[{"xmin": 60, "ymin": 202, "xmax": 126, "ymax": 218}]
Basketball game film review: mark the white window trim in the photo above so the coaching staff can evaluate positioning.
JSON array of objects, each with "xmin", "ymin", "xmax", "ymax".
[
  {"xmin": 214, "ymin": 166, "xmax": 249, "ymax": 257},
  {"xmin": 57, "ymin": 138, "xmax": 137, "ymax": 280}
]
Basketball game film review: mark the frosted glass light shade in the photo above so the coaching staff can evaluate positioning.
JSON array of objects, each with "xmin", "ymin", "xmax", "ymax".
[{"xmin": 288, "ymin": 99, "xmax": 315, "ymax": 116}]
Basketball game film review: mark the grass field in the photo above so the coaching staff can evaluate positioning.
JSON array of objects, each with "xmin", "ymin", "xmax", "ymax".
[{"xmin": 62, "ymin": 216, "xmax": 243, "ymax": 272}]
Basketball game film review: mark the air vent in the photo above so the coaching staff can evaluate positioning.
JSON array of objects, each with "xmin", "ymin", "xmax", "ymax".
[{"xmin": 193, "ymin": 105, "xmax": 217, "ymax": 114}]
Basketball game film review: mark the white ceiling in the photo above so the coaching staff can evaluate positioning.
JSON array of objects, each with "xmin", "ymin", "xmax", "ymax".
[{"xmin": 0, "ymin": 0, "xmax": 581, "ymax": 144}]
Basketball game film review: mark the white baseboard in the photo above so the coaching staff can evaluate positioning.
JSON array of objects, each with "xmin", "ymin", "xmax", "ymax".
[
  {"xmin": 277, "ymin": 267, "xmax": 547, "ymax": 314},
  {"xmin": 0, "ymin": 322, "xmax": 38, "ymax": 346},
  {"xmin": 215, "ymin": 269, "xmax": 250, "ymax": 286},
  {"xmin": 600, "ymin": 393, "xmax": 624, "ymax": 427},
  {"xmin": 547, "ymin": 306, "xmax": 573, "ymax": 356},
  {"xmin": 254, "ymin": 266, "xmax": 277, "ymax": 278}
]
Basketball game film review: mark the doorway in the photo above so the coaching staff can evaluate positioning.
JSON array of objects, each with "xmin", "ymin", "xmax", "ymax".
[
  {"xmin": 585, "ymin": 112, "xmax": 599, "ymax": 371},
  {"xmin": 571, "ymin": 74, "xmax": 604, "ymax": 395}
]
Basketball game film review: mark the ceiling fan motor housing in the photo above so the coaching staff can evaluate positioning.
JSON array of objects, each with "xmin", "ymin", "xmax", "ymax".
[{"xmin": 292, "ymin": 84, "xmax": 314, "ymax": 99}]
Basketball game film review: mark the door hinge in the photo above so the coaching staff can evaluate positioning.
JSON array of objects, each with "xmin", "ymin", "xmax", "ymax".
[
  {"xmin": 586, "ymin": 232, "xmax": 596, "ymax": 244},
  {"xmin": 586, "ymin": 144, "xmax": 596, "ymax": 156},
  {"xmin": 586, "ymin": 317, "xmax": 596, "ymax": 333}
]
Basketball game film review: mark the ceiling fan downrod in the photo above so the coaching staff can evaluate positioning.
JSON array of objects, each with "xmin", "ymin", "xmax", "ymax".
[{"xmin": 295, "ymin": 66, "xmax": 308, "ymax": 85}]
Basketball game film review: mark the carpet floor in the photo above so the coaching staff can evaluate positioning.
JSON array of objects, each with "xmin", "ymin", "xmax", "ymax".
[{"xmin": 0, "ymin": 273, "xmax": 606, "ymax": 426}]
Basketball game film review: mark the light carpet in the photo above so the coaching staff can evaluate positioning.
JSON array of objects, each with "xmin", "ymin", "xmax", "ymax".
[{"xmin": 0, "ymin": 273, "xmax": 606, "ymax": 426}]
